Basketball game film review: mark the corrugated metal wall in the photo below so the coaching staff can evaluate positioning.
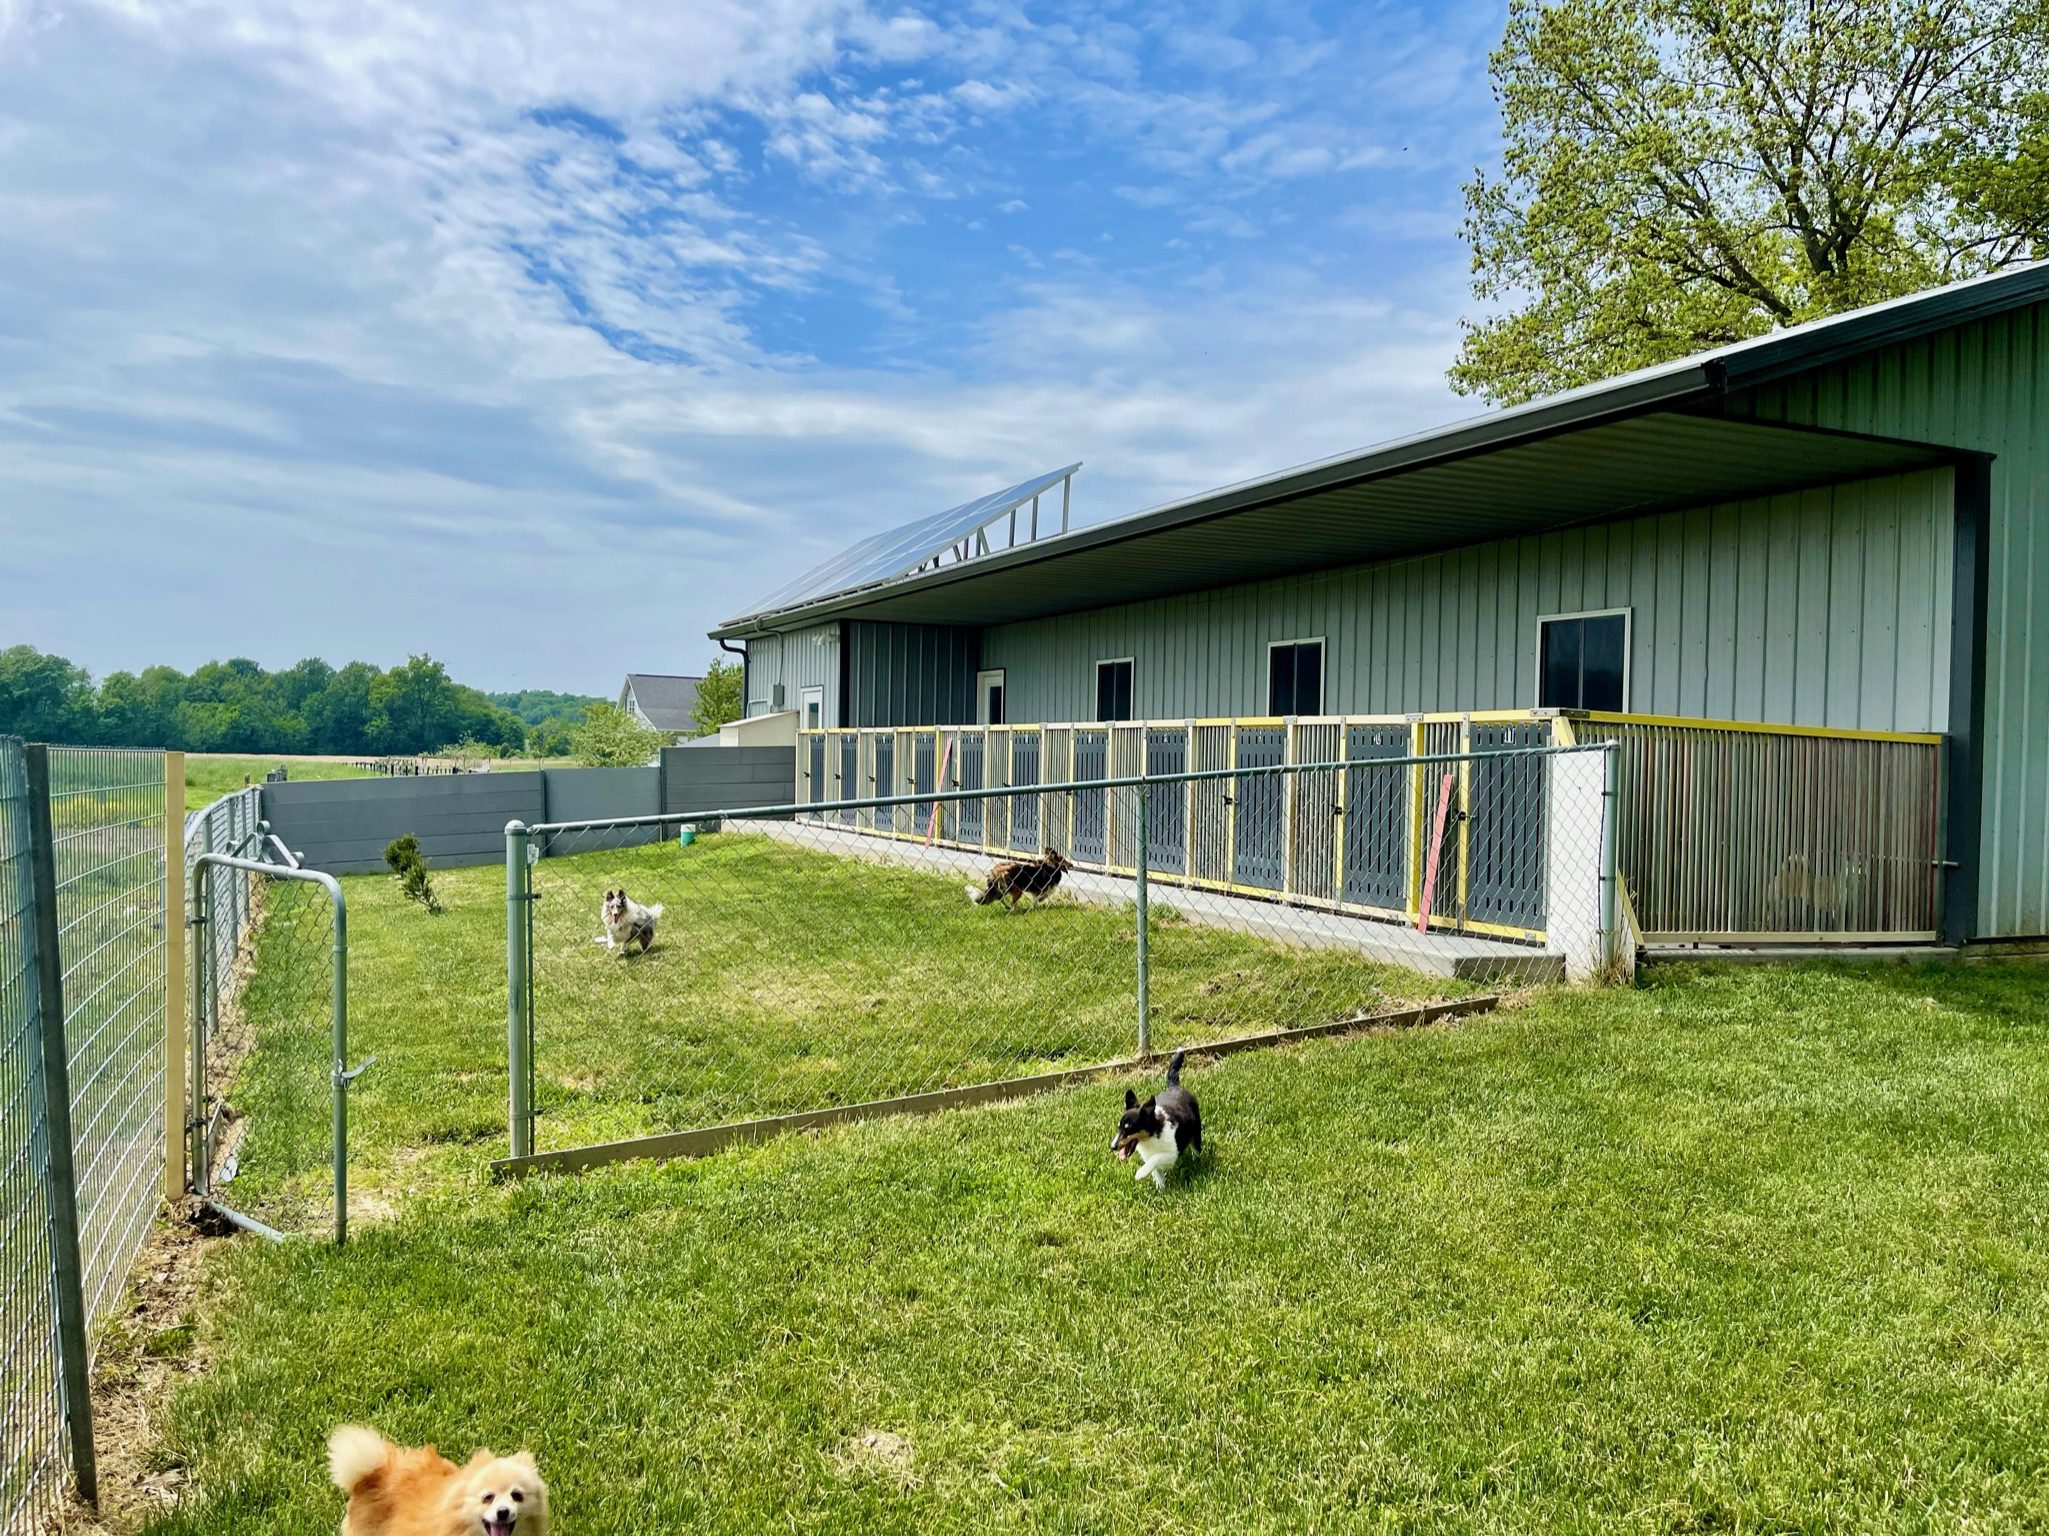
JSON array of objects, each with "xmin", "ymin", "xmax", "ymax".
[
  {"xmin": 847, "ymin": 621, "xmax": 977, "ymax": 726},
  {"xmin": 743, "ymin": 623, "xmax": 839, "ymax": 721},
  {"xmin": 982, "ymin": 466, "xmax": 1954, "ymax": 734},
  {"xmin": 1723, "ymin": 302, "xmax": 2049, "ymax": 939}
]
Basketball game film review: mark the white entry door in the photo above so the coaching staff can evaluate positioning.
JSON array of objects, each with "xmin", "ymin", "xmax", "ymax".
[{"xmin": 976, "ymin": 669, "xmax": 1006, "ymax": 726}]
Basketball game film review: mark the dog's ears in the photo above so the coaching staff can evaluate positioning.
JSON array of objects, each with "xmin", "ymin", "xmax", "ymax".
[
  {"xmin": 1124, "ymin": 1088, "xmax": 1138, "ymax": 1108},
  {"xmin": 512, "ymin": 1450, "xmax": 538, "ymax": 1470}
]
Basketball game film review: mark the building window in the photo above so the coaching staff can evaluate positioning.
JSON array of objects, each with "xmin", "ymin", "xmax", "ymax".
[
  {"xmin": 1537, "ymin": 610, "xmax": 1629, "ymax": 711},
  {"xmin": 1095, "ymin": 658, "xmax": 1134, "ymax": 721},
  {"xmin": 1267, "ymin": 638, "xmax": 1325, "ymax": 716},
  {"xmin": 801, "ymin": 686, "xmax": 823, "ymax": 730}
]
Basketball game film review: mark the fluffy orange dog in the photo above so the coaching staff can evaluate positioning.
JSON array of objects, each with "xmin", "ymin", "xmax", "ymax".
[{"xmin": 329, "ymin": 1425, "xmax": 548, "ymax": 1536}]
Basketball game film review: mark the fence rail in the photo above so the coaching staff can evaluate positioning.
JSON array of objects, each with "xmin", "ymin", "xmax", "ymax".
[{"xmin": 799, "ymin": 710, "xmax": 1944, "ymax": 946}]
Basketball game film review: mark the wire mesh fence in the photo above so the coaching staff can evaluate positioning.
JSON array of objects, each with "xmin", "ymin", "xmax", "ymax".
[
  {"xmin": 0, "ymin": 742, "xmax": 172, "ymax": 1527},
  {"xmin": 185, "ymin": 787, "xmax": 263, "ymax": 999},
  {"xmin": 509, "ymin": 744, "xmax": 1619, "ymax": 1166},
  {"xmin": 47, "ymin": 749, "xmax": 169, "ymax": 1352},
  {"xmin": 0, "ymin": 738, "xmax": 67, "ymax": 1531}
]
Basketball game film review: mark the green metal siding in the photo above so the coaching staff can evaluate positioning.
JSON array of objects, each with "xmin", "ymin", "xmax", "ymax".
[
  {"xmin": 982, "ymin": 467, "xmax": 1952, "ymax": 733},
  {"xmin": 743, "ymin": 624, "xmax": 838, "ymax": 721},
  {"xmin": 847, "ymin": 621, "xmax": 977, "ymax": 727},
  {"xmin": 1724, "ymin": 304, "xmax": 2047, "ymax": 939}
]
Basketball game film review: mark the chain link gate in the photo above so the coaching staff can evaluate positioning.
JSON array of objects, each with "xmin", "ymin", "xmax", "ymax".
[
  {"xmin": 187, "ymin": 853, "xmax": 362, "ymax": 1243},
  {"xmin": 500, "ymin": 743, "xmax": 1623, "ymax": 1175}
]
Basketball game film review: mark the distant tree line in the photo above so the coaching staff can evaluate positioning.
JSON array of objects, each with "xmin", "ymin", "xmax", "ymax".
[{"xmin": 0, "ymin": 644, "xmax": 602, "ymax": 757}]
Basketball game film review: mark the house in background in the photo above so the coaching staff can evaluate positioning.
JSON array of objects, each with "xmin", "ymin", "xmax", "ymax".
[
  {"xmin": 710, "ymin": 263, "xmax": 2049, "ymax": 956},
  {"xmin": 618, "ymin": 672, "xmax": 703, "ymax": 740}
]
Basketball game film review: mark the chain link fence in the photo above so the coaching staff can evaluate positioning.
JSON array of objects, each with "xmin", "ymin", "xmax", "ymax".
[
  {"xmin": 183, "ymin": 821, "xmax": 353, "ymax": 1244},
  {"xmin": 505, "ymin": 744, "xmax": 1620, "ymax": 1170}
]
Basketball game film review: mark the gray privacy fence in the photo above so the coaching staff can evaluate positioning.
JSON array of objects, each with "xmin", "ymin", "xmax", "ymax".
[
  {"xmin": 1, "ymin": 740, "xmax": 173, "ymax": 1525},
  {"xmin": 259, "ymin": 748, "xmax": 793, "ymax": 875},
  {"xmin": 498, "ymin": 743, "xmax": 1622, "ymax": 1178}
]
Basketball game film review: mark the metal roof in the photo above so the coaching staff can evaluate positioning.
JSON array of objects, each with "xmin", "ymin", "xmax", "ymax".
[{"xmin": 712, "ymin": 261, "xmax": 2048, "ymax": 640}]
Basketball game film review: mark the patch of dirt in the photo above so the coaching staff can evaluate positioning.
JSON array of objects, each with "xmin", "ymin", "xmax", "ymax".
[{"xmin": 59, "ymin": 1202, "xmax": 235, "ymax": 1534}]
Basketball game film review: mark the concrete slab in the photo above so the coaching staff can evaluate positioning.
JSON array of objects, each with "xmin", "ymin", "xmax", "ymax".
[{"xmin": 745, "ymin": 821, "xmax": 1565, "ymax": 985}]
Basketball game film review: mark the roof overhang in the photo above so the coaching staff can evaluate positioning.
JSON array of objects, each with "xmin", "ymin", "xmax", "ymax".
[
  {"xmin": 713, "ymin": 405, "xmax": 1964, "ymax": 636},
  {"xmin": 711, "ymin": 261, "xmax": 2046, "ymax": 641}
]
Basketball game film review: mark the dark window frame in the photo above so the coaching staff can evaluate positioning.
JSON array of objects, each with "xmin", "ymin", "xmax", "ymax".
[
  {"xmin": 1535, "ymin": 609, "xmax": 1631, "ymax": 712},
  {"xmin": 1095, "ymin": 657, "xmax": 1135, "ymax": 722},
  {"xmin": 1265, "ymin": 637, "xmax": 1326, "ymax": 716}
]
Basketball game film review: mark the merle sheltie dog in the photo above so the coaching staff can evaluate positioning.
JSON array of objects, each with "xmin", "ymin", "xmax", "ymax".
[
  {"xmin": 1111, "ymin": 1050, "xmax": 1202, "ymax": 1191},
  {"xmin": 599, "ymin": 888, "xmax": 662, "ymax": 957},
  {"xmin": 965, "ymin": 847, "xmax": 1074, "ymax": 911}
]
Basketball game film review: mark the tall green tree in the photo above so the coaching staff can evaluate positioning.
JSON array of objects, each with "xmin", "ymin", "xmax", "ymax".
[
  {"xmin": 303, "ymin": 661, "xmax": 377, "ymax": 755},
  {"xmin": 1456, "ymin": 0, "xmax": 2049, "ymax": 404},
  {"xmin": 691, "ymin": 657, "xmax": 744, "ymax": 737},
  {"xmin": 0, "ymin": 644, "xmax": 536, "ymax": 756},
  {"xmin": 0, "ymin": 645, "xmax": 93, "ymax": 742},
  {"xmin": 367, "ymin": 655, "xmax": 459, "ymax": 754}
]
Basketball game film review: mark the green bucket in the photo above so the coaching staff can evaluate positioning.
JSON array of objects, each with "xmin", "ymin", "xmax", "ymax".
[{"xmin": 677, "ymin": 827, "xmax": 696, "ymax": 848}]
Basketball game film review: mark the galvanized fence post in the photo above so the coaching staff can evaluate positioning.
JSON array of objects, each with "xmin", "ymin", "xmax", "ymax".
[
  {"xmin": 1600, "ymin": 740, "xmax": 1622, "ymax": 974},
  {"xmin": 1134, "ymin": 777, "xmax": 1150, "ymax": 1059},
  {"xmin": 506, "ymin": 822, "xmax": 533, "ymax": 1160},
  {"xmin": 22, "ymin": 745, "xmax": 98, "ymax": 1506},
  {"xmin": 189, "ymin": 860, "xmax": 209, "ymax": 1199},
  {"xmin": 329, "ymin": 883, "xmax": 351, "ymax": 1245}
]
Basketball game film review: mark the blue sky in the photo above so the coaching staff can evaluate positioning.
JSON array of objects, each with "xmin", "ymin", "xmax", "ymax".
[{"xmin": 0, "ymin": 0, "xmax": 1507, "ymax": 693}]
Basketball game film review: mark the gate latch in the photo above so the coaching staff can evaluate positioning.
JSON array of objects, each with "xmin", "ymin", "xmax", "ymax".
[{"xmin": 335, "ymin": 1055, "xmax": 377, "ymax": 1086}]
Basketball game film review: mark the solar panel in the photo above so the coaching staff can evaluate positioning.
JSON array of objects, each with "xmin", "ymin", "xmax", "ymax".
[{"xmin": 734, "ymin": 464, "xmax": 1080, "ymax": 620}]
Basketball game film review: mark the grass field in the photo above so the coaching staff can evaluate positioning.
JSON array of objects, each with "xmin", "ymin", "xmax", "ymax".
[
  {"xmin": 133, "ymin": 956, "xmax": 2049, "ymax": 1533},
  {"xmin": 181, "ymin": 756, "xmax": 374, "ymax": 818}
]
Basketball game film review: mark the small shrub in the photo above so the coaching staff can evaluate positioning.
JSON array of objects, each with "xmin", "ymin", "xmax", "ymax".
[{"xmin": 383, "ymin": 834, "xmax": 443, "ymax": 915}]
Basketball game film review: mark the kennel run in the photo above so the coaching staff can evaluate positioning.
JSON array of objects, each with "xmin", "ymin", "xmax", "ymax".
[{"xmin": 497, "ymin": 739, "xmax": 1625, "ymax": 1178}]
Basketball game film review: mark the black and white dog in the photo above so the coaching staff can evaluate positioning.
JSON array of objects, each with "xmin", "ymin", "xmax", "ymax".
[
  {"xmin": 599, "ymin": 888, "xmax": 663, "ymax": 957},
  {"xmin": 1111, "ymin": 1050, "xmax": 1202, "ymax": 1190}
]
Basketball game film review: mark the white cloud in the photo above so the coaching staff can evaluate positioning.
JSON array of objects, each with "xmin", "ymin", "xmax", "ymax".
[
  {"xmin": 0, "ymin": 0, "xmax": 1494, "ymax": 689},
  {"xmin": 952, "ymin": 78, "xmax": 1033, "ymax": 113}
]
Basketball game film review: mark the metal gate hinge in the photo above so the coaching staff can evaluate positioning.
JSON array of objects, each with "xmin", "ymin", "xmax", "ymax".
[{"xmin": 335, "ymin": 1055, "xmax": 376, "ymax": 1086}]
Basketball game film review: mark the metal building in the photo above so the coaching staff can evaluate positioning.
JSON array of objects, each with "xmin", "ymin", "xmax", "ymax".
[{"xmin": 713, "ymin": 264, "xmax": 2049, "ymax": 952}]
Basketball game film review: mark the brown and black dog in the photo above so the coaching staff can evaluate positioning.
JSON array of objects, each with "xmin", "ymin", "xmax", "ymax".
[{"xmin": 965, "ymin": 847, "xmax": 1075, "ymax": 911}]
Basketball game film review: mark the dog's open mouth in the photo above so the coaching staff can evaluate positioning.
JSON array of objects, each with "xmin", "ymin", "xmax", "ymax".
[
  {"xmin": 484, "ymin": 1515, "xmax": 517, "ymax": 1536},
  {"xmin": 1114, "ymin": 1141, "xmax": 1134, "ymax": 1161}
]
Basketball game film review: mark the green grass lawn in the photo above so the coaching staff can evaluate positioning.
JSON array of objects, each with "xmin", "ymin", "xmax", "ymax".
[
  {"xmin": 215, "ymin": 832, "xmax": 1458, "ymax": 1224},
  {"xmin": 144, "ymin": 946, "xmax": 2049, "ymax": 1533},
  {"xmin": 182, "ymin": 755, "xmax": 375, "ymax": 818}
]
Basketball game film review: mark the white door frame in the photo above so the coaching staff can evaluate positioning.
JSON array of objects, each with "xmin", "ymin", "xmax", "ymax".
[{"xmin": 976, "ymin": 669, "xmax": 1006, "ymax": 726}]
